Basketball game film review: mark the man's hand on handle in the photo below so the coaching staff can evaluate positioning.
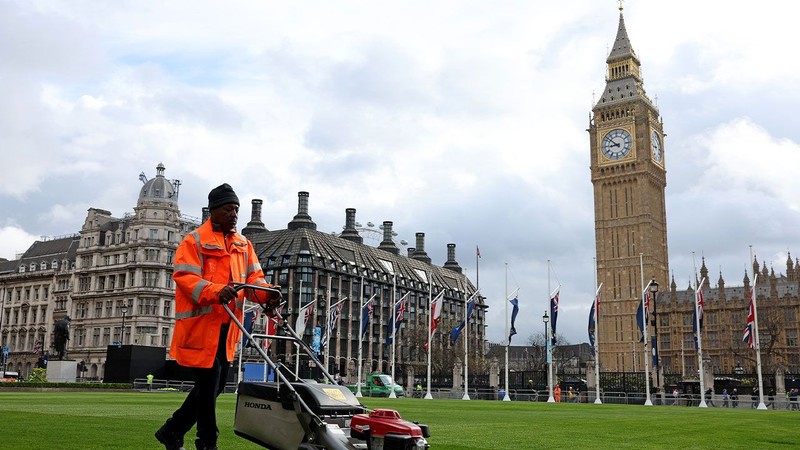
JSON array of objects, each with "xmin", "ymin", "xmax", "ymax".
[{"xmin": 218, "ymin": 286, "xmax": 238, "ymax": 304}]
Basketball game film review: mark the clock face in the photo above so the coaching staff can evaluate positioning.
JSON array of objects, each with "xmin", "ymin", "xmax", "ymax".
[
  {"xmin": 651, "ymin": 131, "xmax": 663, "ymax": 162},
  {"xmin": 601, "ymin": 129, "xmax": 633, "ymax": 160}
]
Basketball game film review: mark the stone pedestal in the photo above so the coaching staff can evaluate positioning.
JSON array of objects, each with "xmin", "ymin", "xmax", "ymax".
[
  {"xmin": 489, "ymin": 358, "xmax": 500, "ymax": 389},
  {"xmin": 47, "ymin": 360, "xmax": 78, "ymax": 382}
]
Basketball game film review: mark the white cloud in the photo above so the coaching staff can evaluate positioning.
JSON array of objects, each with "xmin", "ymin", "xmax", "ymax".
[
  {"xmin": 0, "ymin": 0, "xmax": 798, "ymax": 344},
  {"xmin": 0, "ymin": 226, "xmax": 42, "ymax": 261}
]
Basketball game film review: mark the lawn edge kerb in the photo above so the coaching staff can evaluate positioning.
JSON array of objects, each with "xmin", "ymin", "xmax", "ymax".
[{"xmin": 0, "ymin": 382, "xmax": 132, "ymax": 390}]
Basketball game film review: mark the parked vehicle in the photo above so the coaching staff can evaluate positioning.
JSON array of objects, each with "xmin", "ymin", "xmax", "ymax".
[
  {"xmin": 1, "ymin": 371, "xmax": 20, "ymax": 382},
  {"xmin": 347, "ymin": 374, "xmax": 405, "ymax": 397}
]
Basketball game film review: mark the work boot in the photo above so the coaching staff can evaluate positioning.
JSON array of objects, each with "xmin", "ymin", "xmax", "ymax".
[
  {"xmin": 195, "ymin": 439, "xmax": 218, "ymax": 450},
  {"xmin": 155, "ymin": 422, "xmax": 185, "ymax": 450}
]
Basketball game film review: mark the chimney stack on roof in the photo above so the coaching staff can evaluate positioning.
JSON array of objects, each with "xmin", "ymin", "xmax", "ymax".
[
  {"xmin": 288, "ymin": 191, "xmax": 317, "ymax": 230},
  {"xmin": 201, "ymin": 207, "xmax": 210, "ymax": 223},
  {"xmin": 340, "ymin": 208, "xmax": 363, "ymax": 244},
  {"xmin": 411, "ymin": 232, "xmax": 431, "ymax": 264},
  {"xmin": 443, "ymin": 243, "xmax": 463, "ymax": 273},
  {"xmin": 242, "ymin": 199, "xmax": 268, "ymax": 236},
  {"xmin": 377, "ymin": 221, "xmax": 399, "ymax": 255}
]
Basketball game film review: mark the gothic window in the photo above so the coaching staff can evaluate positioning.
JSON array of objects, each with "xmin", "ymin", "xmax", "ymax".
[{"xmin": 787, "ymin": 330, "xmax": 798, "ymax": 347}]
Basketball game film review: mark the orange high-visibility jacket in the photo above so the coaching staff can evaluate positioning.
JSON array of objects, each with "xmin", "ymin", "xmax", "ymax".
[{"xmin": 170, "ymin": 220, "xmax": 271, "ymax": 368}]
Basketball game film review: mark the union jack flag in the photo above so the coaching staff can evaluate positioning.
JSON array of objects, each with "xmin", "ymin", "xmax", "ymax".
[
  {"xmin": 386, "ymin": 292, "xmax": 409, "ymax": 345},
  {"xmin": 360, "ymin": 294, "xmax": 377, "ymax": 341},
  {"xmin": 742, "ymin": 288, "xmax": 756, "ymax": 349}
]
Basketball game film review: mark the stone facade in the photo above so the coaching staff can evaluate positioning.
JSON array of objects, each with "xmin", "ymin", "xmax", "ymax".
[
  {"xmin": 0, "ymin": 164, "xmax": 197, "ymax": 379},
  {"xmin": 654, "ymin": 257, "xmax": 800, "ymax": 384},
  {"xmin": 589, "ymin": 8, "xmax": 670, "ymax": 371}
]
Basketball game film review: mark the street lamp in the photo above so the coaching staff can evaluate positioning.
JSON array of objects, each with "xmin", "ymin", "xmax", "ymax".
[
  {"xmin": 543, "ymin": 311, "xmax": 554, "ymax": 403},
  {"xmin": 648, "ymin": 279, "xmax": 659, "ymax": 392},
  {"xmin": 121, "ymin": 303, "xmax": 128, "ymax": 345}
]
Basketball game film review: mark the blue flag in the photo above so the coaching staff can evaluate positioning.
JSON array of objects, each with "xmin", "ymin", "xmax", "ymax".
[
  {"xmin": 636, "ymin": 291, "xmax": 650, "ymax": 343},
  {"xmin": 449, "ymin": 295, "xmax": 476, "ymax": 344},
  {"xmin": 243, "ymin": 310, "xmax": 257, "ymax": 348},
  {"xmin": 588, "ymin": 299, "xmax": 596, "ymax": 350},
  {"xmin": 652, "ymin": 335, "xmax": 659, "ymax": 367},
  {"xmin": 508, "ymin": 297, "xmax": 519, "ymax": 343},
  {"xmin": 550, "ymin": 288, "xmax": 560, "ymax": 346},
  {"xmin": 361, "ymin": 297, "xmax": 374, "ymax": 341}
]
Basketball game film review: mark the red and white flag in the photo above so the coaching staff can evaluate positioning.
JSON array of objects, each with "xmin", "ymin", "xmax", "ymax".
[{"xmin": 296, "ymin": 302, "xmax": 314, "ymax": 336}]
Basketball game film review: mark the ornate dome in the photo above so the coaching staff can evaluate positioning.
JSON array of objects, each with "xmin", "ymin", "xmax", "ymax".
[{"xmin": 138, "ymin": 163, "xmax": 178, "ymax": 205}]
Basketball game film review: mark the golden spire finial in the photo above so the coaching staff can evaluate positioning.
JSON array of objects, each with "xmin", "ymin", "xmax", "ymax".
[{"xmin": 618, "ymin": 0, "xmax": 624, "ymax": 12}]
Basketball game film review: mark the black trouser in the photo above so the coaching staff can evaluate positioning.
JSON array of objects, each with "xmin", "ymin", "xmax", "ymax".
[{"xmin": 169, "ymin": 324, "xmax": 230, "ymax": 445}]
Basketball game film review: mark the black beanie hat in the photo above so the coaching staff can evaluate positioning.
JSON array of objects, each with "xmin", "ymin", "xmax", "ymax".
[{"xmin": 208, "ymin": 183, "xmax": 240, "ymax": 210}]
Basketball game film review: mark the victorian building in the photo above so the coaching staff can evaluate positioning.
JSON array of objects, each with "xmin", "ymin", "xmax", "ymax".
[{"xmin": 0, "ymin": 164, "xmax": 197, "ymax": 379}]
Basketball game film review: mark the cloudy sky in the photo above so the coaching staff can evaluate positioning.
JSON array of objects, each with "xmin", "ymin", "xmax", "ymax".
[{"xmin": 1, "ymin": 0, "xmax": 799, "ymax": 345}]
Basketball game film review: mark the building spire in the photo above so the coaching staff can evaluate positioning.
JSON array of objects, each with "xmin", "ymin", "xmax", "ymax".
[{"xmin": 607, "ymin": 3, "xmax": 638, "ymax": 64}]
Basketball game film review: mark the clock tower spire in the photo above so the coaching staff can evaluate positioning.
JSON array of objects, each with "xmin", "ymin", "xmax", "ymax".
[{"xmin": 588, "ymin": 6, "xmax": 669, "ymax": 375}]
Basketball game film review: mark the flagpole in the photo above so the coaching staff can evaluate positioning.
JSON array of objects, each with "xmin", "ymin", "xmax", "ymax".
[
  {"xmin": 425, "ymin": 274, "xmax": 433, "ymax": 400},
  {"xmin": 462, "ymin": 288, "xmax": 471, "ymax": 400},
  {"xmin": 594, "ymin": 256, "xmax": 602, "ymax": 404},
  {"xmin": 390, "ymin": 273, "xmax": 398, "ymax": 399},
  {"xmin": 324, "ymin": 274, "xmax": 332, "ymax": 378},
  {"xmin": 503, "ymin": 263, "xmax": 511, "ymax": 401},
  {"xmin": 692, "ymin": 253, "xmax": 708, "ymax": 407},
  {"xmin": 295, "ymin": 279, "xmax": 302, "ymax": 380},
  {"xmin": 640, "ymin": 253, "xmax": 653, "ymax": 406},
  {"xmin": 751, "ymin": 276, "xmax": 767, "ymax": 410},
  {"xmin": 356, "ymin": 277, "xmax": 364, "ymax": 397},
  {"xmin": 547, "ymin": 260, "xmax": 554, "ymax": 403}
]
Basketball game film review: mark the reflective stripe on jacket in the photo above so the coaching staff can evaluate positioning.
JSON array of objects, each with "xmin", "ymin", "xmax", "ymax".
[{"xmin": 170, "ymin": 220, "xmax": 269, "ymax": 368}]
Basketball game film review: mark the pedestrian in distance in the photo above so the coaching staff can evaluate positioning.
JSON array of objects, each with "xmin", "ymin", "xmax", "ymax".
[
  {"xmin": 554, "ymin": 384, "xmax": 561, "ymax": 403},
  {"xmin": 731, "ymin": 388, "xmax": 739, "ymax": 408},
  {"xmin": 704, "ymin": 388, "xmax": 715, "ymax": 407},
  {"xmin": 722, "ymin": 388, "xmax": 729, "ymax": 407},
  {"xmin": 751, "ymin": 386, "xmax": 759, "ymax": 409},
  {"xmin": 155, "ymin": 184, "xmax": 281, "ymax": 450},
  {"xmin": 147, "ymin": 373, "xmax": 154, "ymax": 392},
  {"xmin": 672, "ymin": 388, "xmax": 680, "ymax": 406}
]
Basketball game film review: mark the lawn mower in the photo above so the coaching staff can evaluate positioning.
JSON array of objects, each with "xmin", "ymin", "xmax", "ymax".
[{"xmin": 225, "ymin": 283, "xmax": 431, "ymax": 450}]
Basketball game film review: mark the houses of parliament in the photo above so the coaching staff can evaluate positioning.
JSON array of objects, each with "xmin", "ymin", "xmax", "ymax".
[{"xmin": 589, "ymin": 6, "xmax": 800, "ymax": 386}]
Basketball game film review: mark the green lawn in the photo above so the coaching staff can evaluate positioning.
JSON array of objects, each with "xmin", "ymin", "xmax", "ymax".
[{"xmin": 0, "ymin": 391, "xmax": 796, "ymax": 449}]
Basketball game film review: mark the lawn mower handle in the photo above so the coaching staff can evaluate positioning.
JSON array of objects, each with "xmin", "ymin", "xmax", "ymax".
[{"xmin": 221, "ymin": 283, "xmax": 325, "ymax": 439}]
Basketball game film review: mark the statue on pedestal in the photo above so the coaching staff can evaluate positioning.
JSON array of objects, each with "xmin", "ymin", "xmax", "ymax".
[{"xmin": 53, "ymin": 316, "xmax": 71, "ymax": 360}]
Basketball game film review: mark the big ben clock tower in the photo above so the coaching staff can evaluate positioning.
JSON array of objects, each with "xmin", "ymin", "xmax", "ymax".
[{"xmin": 589, "ymin": 5, "xmax": 669, "ymax": 373}]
